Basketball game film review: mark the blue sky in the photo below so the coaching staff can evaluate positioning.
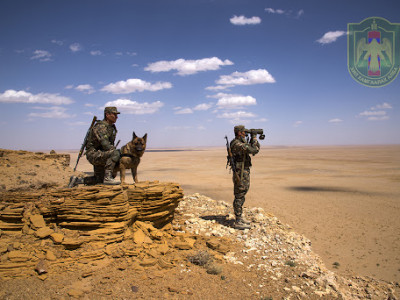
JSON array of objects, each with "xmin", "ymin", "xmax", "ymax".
[{"xmin": 0, "ymin": 0, "xmax": 399, "ymax": 150}]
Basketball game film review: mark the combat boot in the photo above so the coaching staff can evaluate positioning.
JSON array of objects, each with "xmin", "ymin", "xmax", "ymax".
[
  {"xmin": 234, "ymin": 217, "xmax": 251, "ymax": 230},
  {"xmin": 241, "ymin": 216, "xmax": 251, "ymax": 225},
  {"xmin": 103, "ymin": 171, "xmax": 120, "ymax": 185},
  {"xmin": 68, "ymin": 176, "xmax": 84, "ymax": 188}
]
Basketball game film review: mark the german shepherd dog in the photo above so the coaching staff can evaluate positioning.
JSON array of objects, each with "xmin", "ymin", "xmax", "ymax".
[{"xmin": 113, "ymin": 132, "xmax": 147, "ymax": 184}]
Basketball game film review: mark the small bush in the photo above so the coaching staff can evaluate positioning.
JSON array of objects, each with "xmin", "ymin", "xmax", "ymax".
[
  {"xmin": 333, "ymin": 262, "xmax": 340, "ymax": 269},
  {"xmin": 206, "ymin": 263, "xmax": 223, "ymax": 275},
  {"xmin": 187, "ymin": 250, "xmax": 212, "ymax": 266}
]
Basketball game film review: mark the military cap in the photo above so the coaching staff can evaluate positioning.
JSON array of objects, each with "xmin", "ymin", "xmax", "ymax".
[
  {"xmin": 234, "ymin": 125, "xmax": 246, "ymax": 134},
  {"xmin": 104, "ymin": 106, "xmax": 120, "ymax": 114}
]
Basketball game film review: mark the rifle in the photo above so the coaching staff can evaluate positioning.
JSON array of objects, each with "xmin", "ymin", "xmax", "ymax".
[
  {"xmin": 73, "ymin": 116, "xmax": 97, "ymax": 172},
  {"xmin": 225, "ymin": 136, "xmax": 240, "ymax": 184}
]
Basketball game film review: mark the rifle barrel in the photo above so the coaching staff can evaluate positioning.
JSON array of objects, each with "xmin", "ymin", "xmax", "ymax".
[{"xmin": 73, "ymin": 116, "xmax": 97, "ymax": 172}]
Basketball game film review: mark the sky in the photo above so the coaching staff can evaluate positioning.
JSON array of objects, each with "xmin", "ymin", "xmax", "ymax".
[{"xmin": 0, "ymin": 0, "xmax": 399, "ymax": 150}]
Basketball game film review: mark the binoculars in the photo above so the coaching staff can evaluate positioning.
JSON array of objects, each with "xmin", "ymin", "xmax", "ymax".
[{"xmin": 244, "ymin": 129, "xmax": 265, "ymax": 140}]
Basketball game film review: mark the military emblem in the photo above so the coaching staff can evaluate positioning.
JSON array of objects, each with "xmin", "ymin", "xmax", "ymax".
[{"xmin": 348, "ymin": 17, "xmax": 400, "ymax": 87}]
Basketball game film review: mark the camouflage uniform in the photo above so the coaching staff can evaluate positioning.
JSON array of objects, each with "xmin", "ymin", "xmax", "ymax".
[
  {"xmin": 230, "ymin": 128, "xmax": 260, "ymax": 220},
  {"xmin": 83, "ymin": 109, "xmax": 121, "ymax": 185}
]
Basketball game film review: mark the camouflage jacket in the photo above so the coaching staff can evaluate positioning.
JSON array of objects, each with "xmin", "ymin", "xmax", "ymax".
[
  {"xmin": 230, "ymin": 136, "xmax": 260, "ymax": 169},
  {"xmin": 86, "ymin": 120, "xmax": 117, "ymax": 152}
]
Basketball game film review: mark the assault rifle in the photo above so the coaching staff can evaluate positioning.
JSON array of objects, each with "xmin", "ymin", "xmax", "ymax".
[
  {"xmin": 225, "ymin": 136, "xmax": 240, "ymax": 184},
  {"xmin": 73, "ymin": 116, "xmax": 97, "ymax": 172}
]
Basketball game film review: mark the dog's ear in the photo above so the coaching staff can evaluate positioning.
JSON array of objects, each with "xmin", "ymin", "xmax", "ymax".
[
  {"xmin": 143, "ymin": 133, "xmax": 147, "ymax": 143},
  {"xmin": 132, "ymin": 131, "xmax": 137, "ymax": 140}
]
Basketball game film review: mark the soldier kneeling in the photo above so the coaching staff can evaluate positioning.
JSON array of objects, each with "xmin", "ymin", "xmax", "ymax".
[{"xmin": 69, "ymin": 106, "xmax": 121, "ymax": 187}]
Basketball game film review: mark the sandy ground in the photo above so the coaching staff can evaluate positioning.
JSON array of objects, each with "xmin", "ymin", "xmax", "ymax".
[{"xmin": 69, "ymin": 145, "xmax": 400, "ymax": 282}]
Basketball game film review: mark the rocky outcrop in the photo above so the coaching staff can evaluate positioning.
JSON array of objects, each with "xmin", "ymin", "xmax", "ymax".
[
  {"xmin": 126, "ymin": 181, "xmax": 183, "ymax": 227},
  {"xmin": 0, "ymin": 181, "xmax": 184, "ymax": 279}
]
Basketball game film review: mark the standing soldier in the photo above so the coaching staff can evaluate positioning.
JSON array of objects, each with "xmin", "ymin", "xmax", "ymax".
[
  {"xmin": 230, "ymin": 125, "xmax": 260, "ymax": 230},
  {"xmin": 69, "ymin": 106, "xmax": 121, "ymax": 187}
]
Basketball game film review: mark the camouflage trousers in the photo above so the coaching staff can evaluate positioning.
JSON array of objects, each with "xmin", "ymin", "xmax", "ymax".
[
  {"xmin": 233, "ymin": 168, "xmax": 250, "ymax": 218},
  {"xmin": 84, "ymin": 149, "xmax": 120, "ymax": 185}
]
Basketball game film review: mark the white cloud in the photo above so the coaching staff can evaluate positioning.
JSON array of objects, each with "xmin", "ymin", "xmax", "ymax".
[
  {"xmin": 265, "ymin": 8, "xmax": 285, "ymax": 14},
  {"xmin": 104, "ymin": 99, "xmax": 164, "ymax": 115},
  {"xmin": 144, "ymin": 57, "xmax": 234, "ymax": 76},
  {"xmin": 193, "ymin": 103, "xmax": 213, "ymax": 111},
  {"xmin": 230, "ymin": 15, "xmax": 261, "ymax": 25},
  {"xmin": 85, "ymin": 103, "xmax": 95, "ymax": 107},
  {"xmin": 293, "ymin": 121, "xmax": 303, "ymax": 127},
  {"xmin": 217, "ymin": 111, "xmax": 256, "ymax": 123},
  {"xmin": 316, "ymin": 31, "xmax": 347, "ymax": 44},
  {"xmin": 212, "ymin": 93, "xmax": 257, "ymax": 109},
  {"xmin": 90, "ymin": 50, "xmax": 102, "ymax": 56},
  {"xmin": 205, "ymin": 85, "xmax": 233, "ymax": 91},
  {"xmin": 29, "ymin": 106, "xmax": 75, "ymax": 119},
  {"xmin": 216, "ymin": 69, "xmax": 276, "ymax": 86},
  {"xmin": 359, "ymin": 111, "xmax": 389, "ymax": 121},
  {"xmin": 329, "ymin": 118, "xmax": 343, "ymax": 123},
  {"xmin": 70, "ymin": 43, "xmax": 83, "ymax": 52},
  {"xmin": 367, "ymin": 116, "xmax": 390, "ymax": 121},
  {"xmin": 297, "ymin": 9, "xmax": 304, "ymax": 18},
  {"xmin": 373, "ymin": 102, "xmax": 392, "ymax": 110},
  {"xmin": 65, "ymin": 85, "xmax": 74, "ymax": 90},
  {"xmin": 75, "ymin": 84, "xmax": 95, "ymax": 94},
  {"xmin": 265, "ymin": 8, "xmax": 304, "ymax": 18},
  {"xmin": 174, "ymin": 108, "xmax": 193, "ymax": 114},
  {"xmin": 31, "ymin": 50, "xmax": 52, "ymax": 62},
  {"xmin": 101, "ymin": 78, "xmax": 172, "ymax": 94},
  {"xmin": 218, "ymin": 111, "xmax": 256, "ymax": 119},
  {"xmin": 359, "ymin": 110, "xmax": 386, "ymax": 116},
  {"xmin": 51, "ymin": 40, "xmax": 63, "ymax": 46},
  {"xmin": 0, "ymin": 90, "xmax": 73, "ymax": 105},
  {"xmin": 358, "ymin": 102, "xmax": 392, "ymax": 121}
]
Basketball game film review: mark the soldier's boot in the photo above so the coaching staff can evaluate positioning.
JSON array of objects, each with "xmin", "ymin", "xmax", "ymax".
[
  {"xmin": 103, "ymin": 153, "xmax": 120, "ymax": 185},
  {"xmin": 234, "ymin": 217, "xmax": 251, "ymax": 230},
  {"xmin": 103, "ymin": 170, "xmax": 120, "ymax": 185},
  {"xmin": 241, "ymin": 216, "xmax": 251, "ymax": 225},
  {"xmin": 68, "ymin": 176, "xmax": 84, "ymax": 188}
]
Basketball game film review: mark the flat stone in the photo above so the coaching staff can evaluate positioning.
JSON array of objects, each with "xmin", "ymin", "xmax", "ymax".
[
  {"xmin": 67, "ymin": 288, "xmax": 84, "ymax": 298},
  {"xmin": 8, "ymin": 250, "xmax": 31, "ymax": 262},
  {"xmin": 62, "ymin": 238, "xmax": 85, "ymax": 250},
  {"xmin": 30, "ymin": 215, "xmax": 46, "ymax": 229},
  {"xmin": 174, "ymin": 238, "xmax": 196, "ymax": 250},
  {"xmin": 46, "ymin": 250, "xmax": 57, "ymax": 261},
  {"xmin": 133, "ymin": 228, "xmax": 152, "ymax": 245},
  {"xmin": 50, "ymin": 233, "xmax": 64, "ymax": 244},
  {"xmin": 34, "ymin": 227, "xmax": 54, "ymax": 239}
]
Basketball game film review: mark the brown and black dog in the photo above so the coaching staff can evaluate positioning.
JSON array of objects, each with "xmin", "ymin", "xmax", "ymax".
[{"xmin": 113, "ymin": 132, "xmax": 147, "ymax": 184}]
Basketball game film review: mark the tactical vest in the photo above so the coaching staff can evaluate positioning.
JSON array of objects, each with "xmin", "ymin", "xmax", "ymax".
[{"xmin": 86, "ymin": 120, "xmax": 117, "ymax": 151}]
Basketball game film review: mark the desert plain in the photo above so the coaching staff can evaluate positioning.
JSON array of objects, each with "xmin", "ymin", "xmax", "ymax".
[{"xmin": 70, "ymin": 144, "xmax": 400, "ymax": 282}]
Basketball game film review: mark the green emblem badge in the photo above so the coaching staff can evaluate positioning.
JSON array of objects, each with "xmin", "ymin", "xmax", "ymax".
[{"xmin": 348, "ymin": 17, "xmax": 400, "ymax": 87}]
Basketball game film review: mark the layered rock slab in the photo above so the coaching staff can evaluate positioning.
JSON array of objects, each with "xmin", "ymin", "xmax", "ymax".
[{"xmin": 0, "ymin": 181, "xmax": 185, "ymax": 278}]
